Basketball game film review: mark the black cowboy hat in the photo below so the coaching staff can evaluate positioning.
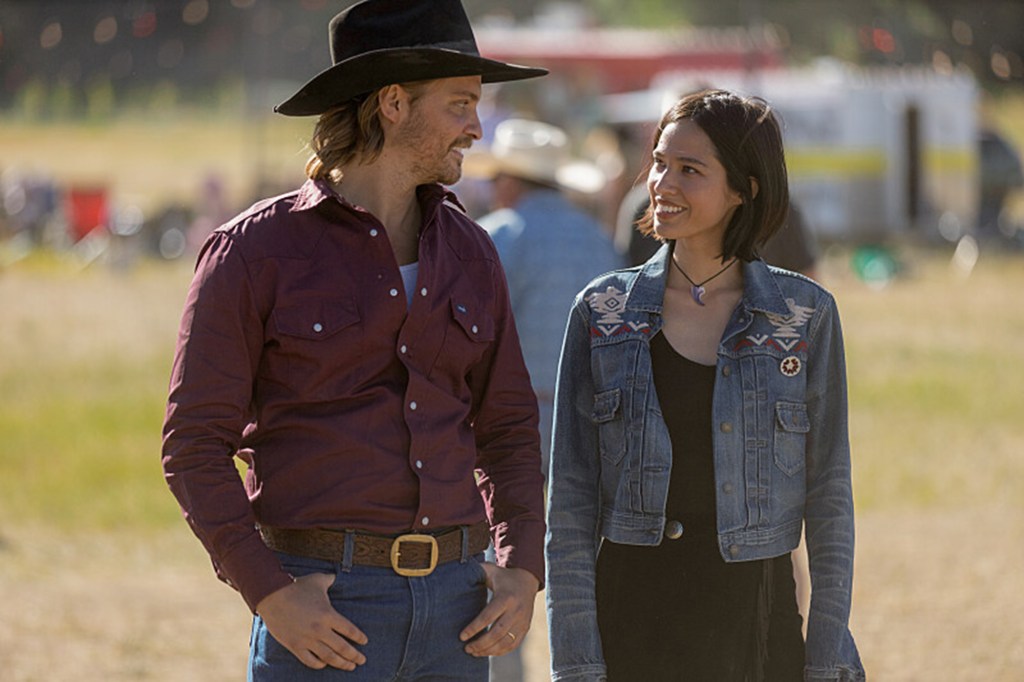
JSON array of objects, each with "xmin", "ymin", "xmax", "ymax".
[{"xmin": 274, "ymin": 0, "xmax": 548, "ymax": 116}]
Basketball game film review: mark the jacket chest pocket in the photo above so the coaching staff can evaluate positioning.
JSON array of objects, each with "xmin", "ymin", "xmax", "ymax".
[
  {"xmin": 773, "ymin": 401, "xmax": 809, "ymax": 476},
  {"xmin": 592, "ymin": 388, "xmax": 626, "ymax": 466}
]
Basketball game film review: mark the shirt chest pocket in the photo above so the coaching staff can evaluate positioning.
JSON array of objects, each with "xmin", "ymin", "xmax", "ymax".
[
  {"xmin": 274, "ymin": 300, "xmax": 360, "ymax": 341},
  {"xmin": 430, "ymin": 297, "xmax": 495, "ymax": 379},
  {"xmin": 270, "ymin": 299, "xmax": 362, "ymax": 393}
]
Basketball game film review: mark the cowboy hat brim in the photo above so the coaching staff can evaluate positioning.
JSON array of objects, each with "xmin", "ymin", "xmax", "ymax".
[{"xmin": 274, "ymin": 48, "xmax": 547, "ymax": 116}]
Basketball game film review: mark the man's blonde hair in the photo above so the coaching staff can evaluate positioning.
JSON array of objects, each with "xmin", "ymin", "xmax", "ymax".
[{"xmin": 305, "ymin": 81, "xmax": 431, "ymax": 182}]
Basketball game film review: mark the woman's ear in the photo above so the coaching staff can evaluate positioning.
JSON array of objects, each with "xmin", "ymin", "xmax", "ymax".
[{"xmin": 749, "ymin": 176, "xmax": 760, "ymax": 200}]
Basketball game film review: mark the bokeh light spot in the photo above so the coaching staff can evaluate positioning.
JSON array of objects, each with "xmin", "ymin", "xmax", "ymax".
[
  {"xmin": 40, "ymin": 22, "xmax": 62, "ymax": 50},
  {"xmin": 133, "ymin": 11, "xmax": 157, "ymax": 39},
  {"xmin": 183, "ymin": 0, "xmax": 210, "ymax": 26},
  {"xmin": 94, "ymin": 16, "xmax": 118, "ymax": 45}
]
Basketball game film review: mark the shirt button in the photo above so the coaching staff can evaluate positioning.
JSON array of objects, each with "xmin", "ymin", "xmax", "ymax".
[
  {"xmin": 400, "ymin": 345, "xmax": 408, "ymax": 354},
  {"xmin": 664, "ymin": 520, "xmax": 683, "ymax": 540},
  {"xmin": 409, "ymin": 401, "xmax": 418, "ymax": 410},
  {"xmin": 420, "ymin": 287, "xmax": 427, "ymax": 296},
  {"xmin": 312, "ymin": 323, "xmax": 323, "ymax": 333},
  {"xmin": 471, "ymin": 324, "xmax": 479, "ymax": 334},
  {"xmin": 369, "ymin": 228, "xmax": 378, "ymax": 237},
  {"xmin": 720, "ymin": 422, "xmax": 733, "ymax": 433},
  {"xmin": 389, "ymin": 288, "xmax": 399, "ymax": 297},
  {"xmin": 722, "ymin": 366, "xmax": 732, "ymax": 377},
  {"xmin": 729, "ymin": 544, "xmax": 740, "ymax": 558},
  {"xmin": 415, "ymin": 460, "xmax": 423, "ymax": 469},
  {"xmin": 421, "ymin": 516, "xmax": 429, "ymax": 526}
]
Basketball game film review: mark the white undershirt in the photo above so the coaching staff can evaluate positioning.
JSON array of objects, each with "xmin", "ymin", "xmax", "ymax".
[{"xmin": 399, "ymin": 262, "xmax": 419, "ymax": 310}]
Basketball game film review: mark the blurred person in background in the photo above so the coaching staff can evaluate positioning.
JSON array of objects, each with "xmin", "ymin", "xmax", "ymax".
[
  {"xmin": 978, "ymin": 126, "xmax": 1024, "ymax": 244},
  {"xmin": 546, "ymin": 89, "xmax": 864, "ymax": 681},
  {"xmin": 161, "ymin": 1, "xmax": 548, "ymax": 679},
  {"xmin": 466, "ymin": 117, "xmax": 623, "ymax": 480},
  {"xmin": 463, "ymin": 117, "xmax": 623, "ymax": 682}
]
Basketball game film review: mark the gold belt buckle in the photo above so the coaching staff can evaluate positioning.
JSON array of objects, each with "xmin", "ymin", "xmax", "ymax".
[{"xmin": 390, "ymin": 534, "xmax": 439, "ymax": 577}]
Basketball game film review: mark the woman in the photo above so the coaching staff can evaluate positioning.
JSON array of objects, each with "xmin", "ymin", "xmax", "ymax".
[{"xmin": 545, "ymin": 89, "xmax": 864, "ymax": 681}]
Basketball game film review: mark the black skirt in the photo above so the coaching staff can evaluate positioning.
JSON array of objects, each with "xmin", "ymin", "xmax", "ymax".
[{"xmin": 595, "ymin": 333, "xmax": 805, "ymax": 681}]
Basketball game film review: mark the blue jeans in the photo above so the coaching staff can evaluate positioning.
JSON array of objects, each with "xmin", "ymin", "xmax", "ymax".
[{"xmin": 249, "ymin": 550, "xmax": 490, "ymax": 681}]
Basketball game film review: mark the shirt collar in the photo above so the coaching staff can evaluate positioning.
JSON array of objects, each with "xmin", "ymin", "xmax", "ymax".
[{"xmin": 289, "ymin": 178, "xmax": 466, "ymax": 216}]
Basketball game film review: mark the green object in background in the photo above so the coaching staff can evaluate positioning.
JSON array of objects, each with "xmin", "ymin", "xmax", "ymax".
[{"xmin": 851, "ymin": 245, "xmax": 899, "ymax": 289}]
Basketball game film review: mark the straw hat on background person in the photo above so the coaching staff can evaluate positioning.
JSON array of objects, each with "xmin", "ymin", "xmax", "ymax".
[{"xmin": 463, "ymin": 118, "xmax": 607, "ymax": 194}]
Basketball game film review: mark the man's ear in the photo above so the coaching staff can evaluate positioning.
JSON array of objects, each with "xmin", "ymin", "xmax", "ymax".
[
  {"xmin": 379, "ymin": 84, "xmax": 406, "ymax": 124},
  {"xmin": 749, "ymin": 176, "xmax": 760, "ymax": 200}
]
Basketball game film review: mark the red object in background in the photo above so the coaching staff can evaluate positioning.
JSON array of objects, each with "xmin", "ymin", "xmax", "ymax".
[{"xmin": 66, "ymin": 186, "xmax": 109, "ymax": 241}]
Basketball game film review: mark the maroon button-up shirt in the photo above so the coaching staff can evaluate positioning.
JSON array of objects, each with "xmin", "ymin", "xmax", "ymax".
[{"xmin": 162, "ymin": 179, "xmax": 544, "ymax": 611}]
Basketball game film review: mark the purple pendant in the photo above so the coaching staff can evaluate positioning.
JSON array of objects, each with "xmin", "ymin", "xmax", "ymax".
[{"xmin": 691, "ymin": 285, "xmax": 706, "ymax": 306}]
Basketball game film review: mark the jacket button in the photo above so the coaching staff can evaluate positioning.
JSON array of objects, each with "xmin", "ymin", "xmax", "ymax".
[
  {"xmin": 729, "ymin": 544, "xmax": 740, "ymax": 558},
  {"xmin": 664, "ymin": 520, "xmax": 683, "ymax": 540},
  {"xmin": 722, "ymin": 366, "xmax": 732, "ymax": 377},
  {"xmin": 722, "ymin": 482, "xmax": 734, "ymax": 494},
  {"xmin": 720, "ymin": 422, "xmax": 733, "ymax": 433}
]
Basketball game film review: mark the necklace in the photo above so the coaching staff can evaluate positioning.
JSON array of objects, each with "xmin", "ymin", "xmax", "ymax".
[{"xmin": 671, "ymin": 256, "xmax": 737, "ymax": 306}]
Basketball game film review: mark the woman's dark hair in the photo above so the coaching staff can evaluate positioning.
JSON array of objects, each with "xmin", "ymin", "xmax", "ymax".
[{"xmin": 636, "ymin": 88, "xmax": 789, "ymax": 262}]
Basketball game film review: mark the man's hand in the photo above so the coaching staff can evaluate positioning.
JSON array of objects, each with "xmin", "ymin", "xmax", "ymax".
[
  {"xmin": 255, "ymin": 573, "xmax": 369, "ymax": 670},
  {"xmin": 460, "ymin": 564, "xmax": 540, "ymax": 657}
]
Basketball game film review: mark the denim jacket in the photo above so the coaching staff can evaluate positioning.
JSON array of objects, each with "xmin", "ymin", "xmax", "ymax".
[{"xmin": 545, "ymin": 245, "xmax": 864, "ymax": 681}]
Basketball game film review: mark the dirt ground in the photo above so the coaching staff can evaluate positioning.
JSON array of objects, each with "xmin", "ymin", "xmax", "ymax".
[{"xmin": 2, "ymin": 505, "xmax": 1022, "ymax": 681}]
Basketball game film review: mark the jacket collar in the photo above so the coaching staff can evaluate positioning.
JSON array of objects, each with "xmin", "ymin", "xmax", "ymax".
[{"xmin": 624, "ymin": 241, "xmax": 791, "ymax": 317}]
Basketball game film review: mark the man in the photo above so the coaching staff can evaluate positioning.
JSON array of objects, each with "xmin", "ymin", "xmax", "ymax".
[
  {"xmin": 161, "ymin": 2, "xmax": 547, "ymax": 679},
  {"xmin": 466, "ymin": 118, "xmax": 623, "ymax": 476}
]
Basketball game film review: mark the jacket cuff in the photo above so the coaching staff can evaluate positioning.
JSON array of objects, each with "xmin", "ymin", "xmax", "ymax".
[
  {"xmin": 551, "ymin": 664, "xmax": 608, "ymax": 681},
  {"xmin": 804, "ymin": 666, "xmax": 867, "ymax": 682}
]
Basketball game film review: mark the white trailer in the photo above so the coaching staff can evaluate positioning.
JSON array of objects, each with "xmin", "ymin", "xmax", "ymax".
[{"xmin": 605, "ymin": 62, "xmax": 979, "ymax": 240}]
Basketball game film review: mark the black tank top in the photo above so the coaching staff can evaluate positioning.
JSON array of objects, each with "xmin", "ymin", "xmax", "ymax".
[{"xmin": 595, "ymin": 332, "xmax": 805, "ymax": 681}]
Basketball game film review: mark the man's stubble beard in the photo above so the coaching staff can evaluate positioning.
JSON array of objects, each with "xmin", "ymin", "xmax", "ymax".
[{"xmin": 394, "ymin": 115, "xmax": 471, "ymax": 186}]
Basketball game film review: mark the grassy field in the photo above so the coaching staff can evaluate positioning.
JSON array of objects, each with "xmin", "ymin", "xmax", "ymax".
[{"xmin": 1, "ymin": 242, "xmax": 1022, "ymax": 680}]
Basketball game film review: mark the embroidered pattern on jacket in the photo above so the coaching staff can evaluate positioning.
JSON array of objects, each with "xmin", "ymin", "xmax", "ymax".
[
  {"xmin": 587, "ymin": 286, "xmax": 651, "ymax": 337},
  {"xmin": 734, "ymin": 298, "xmax": 815, "ymax": 352}
]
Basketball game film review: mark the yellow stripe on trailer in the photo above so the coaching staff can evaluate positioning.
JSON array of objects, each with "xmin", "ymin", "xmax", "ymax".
[
  {"xmin": 925, "ymin": 148, "xmax": 976, "ymax": 174},
  {"xmin": 786, "ymin": 149, "xmax": 887, "ymax": 178},
  {"xmin": 787, "ymin": 147, "xmax": 977, "ymax": 178}
]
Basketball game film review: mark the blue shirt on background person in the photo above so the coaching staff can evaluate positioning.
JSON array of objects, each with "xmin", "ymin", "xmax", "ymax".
[{"xmin": 466, "ymin": 119, "xmax": 624, "ymax": 475}]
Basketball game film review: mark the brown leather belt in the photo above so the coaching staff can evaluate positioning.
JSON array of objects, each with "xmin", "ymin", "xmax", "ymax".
[{"xmin": 259, "ymin": 521, "xmax": 490, "ymax": 577}]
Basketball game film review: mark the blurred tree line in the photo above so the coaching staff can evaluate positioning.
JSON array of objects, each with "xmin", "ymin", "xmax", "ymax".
[{"xmin": 0, "ymin": 0, "xmax": 1020, "ymax": 120}]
